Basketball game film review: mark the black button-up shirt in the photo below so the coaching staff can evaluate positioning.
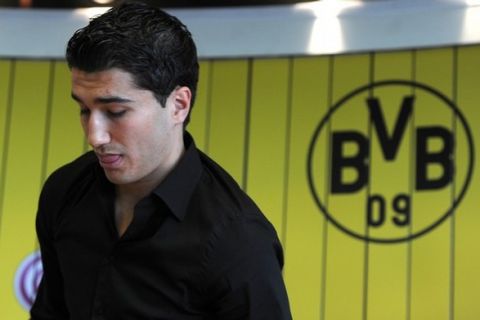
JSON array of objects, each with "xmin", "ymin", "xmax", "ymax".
[{"xmin": 31, "ymin": 133, "xmax": 291, "ymax": 319}]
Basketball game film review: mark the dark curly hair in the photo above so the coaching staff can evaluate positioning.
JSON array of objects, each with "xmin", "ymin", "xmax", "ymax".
[{"xmin": 66, "ymin": 1, "xmax": 199, "ymax": 126}]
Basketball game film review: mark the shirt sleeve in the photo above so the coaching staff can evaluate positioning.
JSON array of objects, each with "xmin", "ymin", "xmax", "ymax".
[
  {"xmin": 30, "ymin": 179, "xmax": 70, "ymax": 319},
  {"xmin": 201, "ymin": 214, "xmax": 292, "ymax": 320}
]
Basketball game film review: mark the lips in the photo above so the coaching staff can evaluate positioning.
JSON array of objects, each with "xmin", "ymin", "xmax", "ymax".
[{"xmin": 97, "ymin": 153, "xmax": 122, "ymax": 169}]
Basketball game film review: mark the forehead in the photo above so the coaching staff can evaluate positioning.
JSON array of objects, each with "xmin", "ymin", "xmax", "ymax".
[
  {"xmin": 70, "ymin": 68, "xmax": 157, "ymax": 104},
  {"xmin": 71, "ymin": 68, "xmax": 136, "ymax": 89}
]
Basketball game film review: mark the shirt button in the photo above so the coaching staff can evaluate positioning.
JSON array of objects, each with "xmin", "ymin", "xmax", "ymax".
[
  {"xmin": 95, "ymin": 305, "xmax": 104, "ymax": 315},
  {"xmin": 102, "ymin": 255, "xmax": 113, "ymax": 265}
]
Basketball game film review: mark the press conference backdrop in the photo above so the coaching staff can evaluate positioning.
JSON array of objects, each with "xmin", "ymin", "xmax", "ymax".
[{"xmin": 1, "ymin": 45, "xmax": 479, "ymax": 319}]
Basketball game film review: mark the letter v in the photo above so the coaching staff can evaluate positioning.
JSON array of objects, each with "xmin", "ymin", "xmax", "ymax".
[{"xmin": 367, "ymin": 95, "xmax": 414, "ymax": 160}]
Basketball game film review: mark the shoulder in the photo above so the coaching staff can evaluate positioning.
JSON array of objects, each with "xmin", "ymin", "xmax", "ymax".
[
  {"xmin": 42, "ymin": 152, "xmax": 97, "ymax": 196},
  {"xmin": 195, "ymin": 150, "xmax": 257, "ymax": 219},
  {"xmin": 191, "ymin": 154, "xmax": 288, "ymax": 314},
  {"xmin": 38, "ymin": 152, "xmax": 98, "ymax": 223},
  {"xmin": 194, "ymin": 148, "xmax": 278, "ymax": 232},
  {"xmin": 192, "ymin": 149, "xmax": 284, "ymax": 272},
  {"xmin": 44, "ymin": 151, "xmax": 97, "ymax": 186}
]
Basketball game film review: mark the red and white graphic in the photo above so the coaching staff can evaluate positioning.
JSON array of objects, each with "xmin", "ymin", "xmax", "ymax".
[{"xmin": 14, "ymin": 250, "xmax": 43, "ymax": 310}]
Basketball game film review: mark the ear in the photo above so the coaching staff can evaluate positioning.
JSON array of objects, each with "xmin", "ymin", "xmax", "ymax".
[{"xmin": 171, "ymin": 86, "xmax": 191, "ymax": 125}]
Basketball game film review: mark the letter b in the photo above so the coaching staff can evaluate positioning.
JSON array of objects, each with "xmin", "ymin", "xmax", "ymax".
[
  {"xmin": 416, "ymin": 126, "xmax": 453, "ymax": 190},
  {"xmin": 330, "ymin": 131, "xmax": 369, "ymax": 193}
]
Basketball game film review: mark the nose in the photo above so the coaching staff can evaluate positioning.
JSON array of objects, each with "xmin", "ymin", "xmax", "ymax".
[{"xmin": 85, "ymin": 112, "xmax": 111, "ymax": 148}]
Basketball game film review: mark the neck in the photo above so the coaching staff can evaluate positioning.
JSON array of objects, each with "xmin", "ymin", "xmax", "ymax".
[{"xmin": 116, "ymin": 134, "xmax": 185, "ymax": 204}]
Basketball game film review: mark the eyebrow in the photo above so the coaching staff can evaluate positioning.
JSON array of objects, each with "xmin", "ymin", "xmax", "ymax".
[{"xmin": 71, "ymin": 93, "xmax": 134, "ymax": 105}]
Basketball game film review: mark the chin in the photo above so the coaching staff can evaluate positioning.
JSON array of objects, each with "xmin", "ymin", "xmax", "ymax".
[{"xmin": 104, "ymin": 171, "xmax": 132, "ymax": 185}]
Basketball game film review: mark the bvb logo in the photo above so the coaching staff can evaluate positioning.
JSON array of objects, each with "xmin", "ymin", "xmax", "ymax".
[{"xmin": 307, "ymin": 80, "xmax": 474, "ymax": 243}]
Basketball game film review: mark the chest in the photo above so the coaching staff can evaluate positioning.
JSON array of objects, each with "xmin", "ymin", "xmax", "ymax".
[{"xmin": 53, "ymin": 186, "xmax": 209, "ymax": 309}]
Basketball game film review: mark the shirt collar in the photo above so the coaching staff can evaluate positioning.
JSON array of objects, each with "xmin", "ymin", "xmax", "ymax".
[{"xmin": 151, "ymin": 132, "xmax": 203, "ymax": 221}]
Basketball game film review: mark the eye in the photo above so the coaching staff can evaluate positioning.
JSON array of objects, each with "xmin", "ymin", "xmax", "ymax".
[
  {"xmin": 79, "ymin": 108, "xmax": 90, "ymax": 117},
  {"xmin": 107, "ymin": 110, "xmax": 127, "ymax": 118}
]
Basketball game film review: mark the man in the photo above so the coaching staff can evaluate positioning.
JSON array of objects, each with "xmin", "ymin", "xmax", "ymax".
[{"xmin": 30, "ymin": 1, "xmax": 291, "ymax": 319}]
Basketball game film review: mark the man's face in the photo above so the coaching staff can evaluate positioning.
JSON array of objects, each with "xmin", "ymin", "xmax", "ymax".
[{"xmin": 71, "ymin": 68, "xmax": 189, "ymax": 188}]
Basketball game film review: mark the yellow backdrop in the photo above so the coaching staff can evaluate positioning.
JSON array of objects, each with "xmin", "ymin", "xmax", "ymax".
[{"xmin": 1, "ymin": 45, "xmax": 479, "ymax": 319}]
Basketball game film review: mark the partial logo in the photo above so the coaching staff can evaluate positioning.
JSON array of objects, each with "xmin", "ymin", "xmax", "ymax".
[
  {"xmin": 14, "ymin": 250, "xmax": 43, "ymax": 310},
  {"xmin": 308, "ymin": 80, "xmax": 474, "ymax": 243}
]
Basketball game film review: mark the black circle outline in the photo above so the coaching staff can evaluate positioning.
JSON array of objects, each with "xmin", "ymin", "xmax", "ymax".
[{"xmin": 307, "ymin": 80, "xmax": 475, "ymax": 243}]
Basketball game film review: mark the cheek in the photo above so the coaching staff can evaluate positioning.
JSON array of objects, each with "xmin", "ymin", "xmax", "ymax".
[
  {"xmin": 124, "ymin": 121, "xmax": 160, "ymax": 152},
  {"xmin": 117, "ymin": 110, "xmax": 168, "ymax": 154}
]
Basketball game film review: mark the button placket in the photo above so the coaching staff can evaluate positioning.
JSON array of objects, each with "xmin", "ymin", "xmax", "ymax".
[{"xmin": 91, "ymin": 249, "xmax": 115, "ymax": 319}]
